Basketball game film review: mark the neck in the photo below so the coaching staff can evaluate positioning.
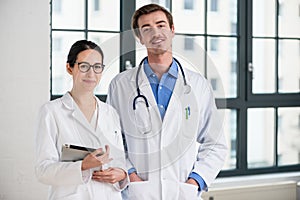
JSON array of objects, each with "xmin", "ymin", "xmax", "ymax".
[
  {"xmin": 69, "ymin": 89, "xmax": 95, "ymax": 106},
  {"xmin": 147, "ymin": 53, "xmax": 173, "ymax": 79}
]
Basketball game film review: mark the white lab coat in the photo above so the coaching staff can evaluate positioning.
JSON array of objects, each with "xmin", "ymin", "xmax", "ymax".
[
  {"xmin": 35, "ymin": 93, "xmax": 128, "ymax": 200},
  {"xmin": 107, "ymin": 63, "xmax": 228, "ymax": 200}
]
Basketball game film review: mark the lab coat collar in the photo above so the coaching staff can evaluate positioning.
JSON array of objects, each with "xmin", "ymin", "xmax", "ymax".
[
  {"xmin": 61, "ymin": 92, "xmax": 108, "ymax": 112},
  {"xmin": 60, "ymin": 92, "xmax": 108, "ymax": 135}
]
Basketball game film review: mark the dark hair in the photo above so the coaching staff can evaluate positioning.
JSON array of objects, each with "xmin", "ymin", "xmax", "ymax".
[
  {"xmin": 66, "ymin": 40, "xmax": 104, "ymax": 67},
  {"xmin": 131, "ymin": 3, "xmax": 174, "ymax": 38}
]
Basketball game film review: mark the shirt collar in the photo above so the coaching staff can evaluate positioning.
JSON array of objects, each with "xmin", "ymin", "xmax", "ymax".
[{"xmin": 143, "ymin": 58, "xmax": 178, "ymax": 79}]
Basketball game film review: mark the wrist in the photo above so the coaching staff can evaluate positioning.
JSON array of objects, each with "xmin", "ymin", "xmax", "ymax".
[{"xmin": 187, "ymin": 178, "xmax": 199, "ymax": 187}]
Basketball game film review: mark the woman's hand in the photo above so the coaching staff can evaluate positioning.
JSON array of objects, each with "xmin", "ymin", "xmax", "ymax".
[
  {"xmin": 81, "ymin": 145, "xmax": 112, "ymax": 171},
  {"xmin": 92, "ymin": 167, "xmax": 127, "ymax": 184}
]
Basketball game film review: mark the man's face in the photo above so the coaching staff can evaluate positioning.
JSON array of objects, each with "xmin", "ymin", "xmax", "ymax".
[{"xmin": 137, "ymin": 11, "xmax": 174, "ymax": 55}]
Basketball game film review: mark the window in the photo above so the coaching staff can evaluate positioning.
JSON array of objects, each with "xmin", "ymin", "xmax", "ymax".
[
  {"xmin": 51, "ymin": 0, "xmax": 120, "ymax": 97},
  {"xmin": 50, "ymin": 0, "xmax": 300, "ymax": 178}
]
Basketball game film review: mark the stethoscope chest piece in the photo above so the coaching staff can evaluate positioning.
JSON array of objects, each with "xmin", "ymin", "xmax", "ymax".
[{"xmin": 184, "ymin": 84, "xmax": 191, "ymax": 94}]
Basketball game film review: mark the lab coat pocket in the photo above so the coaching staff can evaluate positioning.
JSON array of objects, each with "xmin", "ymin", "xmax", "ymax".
[
  {"xmin": 128, "ymin": 181, "xmax": 155, "ymax": 200},
  {"xmin": 179, "ymin": 182, "xmax": 199, "ymax": 200}
]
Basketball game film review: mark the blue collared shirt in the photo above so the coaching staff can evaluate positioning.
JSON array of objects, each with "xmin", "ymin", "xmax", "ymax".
[{"xmin": 143, "ymin": 58, "xmax": 178, "ymax": 119}]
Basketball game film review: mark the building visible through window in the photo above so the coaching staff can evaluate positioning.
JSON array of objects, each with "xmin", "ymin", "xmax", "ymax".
[
  {"xmin": 184, "ymin": 0, "xmax": 194, "ymax": 10},
  {"xmin": 210, "ymin": 0, "xmax": 218, "ymax": 12},
  {"xmin": 184, "ymin": 37, "xmax": 194, "ymax": 50},
  {"xmin": 94, "ymin": 0, "xmax": 100, "ymax": 11}
]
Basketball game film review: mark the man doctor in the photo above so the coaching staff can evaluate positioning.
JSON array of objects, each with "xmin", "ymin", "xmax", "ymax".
[{"xmin": 107, "ymin": 3, "xmax": 227, "ymax": 200}]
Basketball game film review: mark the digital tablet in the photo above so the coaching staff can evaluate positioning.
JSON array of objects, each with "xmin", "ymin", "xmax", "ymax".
[{"xmin": 61, "ymin": 144, "xmax": 97, "ymax": 162}]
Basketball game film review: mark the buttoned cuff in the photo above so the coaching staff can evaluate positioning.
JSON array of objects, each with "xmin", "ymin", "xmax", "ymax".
[
  {"xmin": 188, "ymin": 172, "xmax": 207, "ymax": 191},
  {"xmin": 128, "ymin": 167, "xmax": 137, "ymax": 175}
]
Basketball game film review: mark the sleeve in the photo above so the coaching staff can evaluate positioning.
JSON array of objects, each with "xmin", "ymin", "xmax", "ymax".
[
  {"xmin": 34, "ymin": 104, "xmax": 90, "ymax": 186},
  {"xmin": 191, "ymin": 80, "xmax": 228, "ymax": 190},
  {"xmin": 188, "ymin": 172, "xmax": 207, "ymax": 191}
]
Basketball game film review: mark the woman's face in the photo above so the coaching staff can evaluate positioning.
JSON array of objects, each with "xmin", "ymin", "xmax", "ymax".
[{"xmin": 67, "ymin": 49, "xmax": 103, "ymax": 93}]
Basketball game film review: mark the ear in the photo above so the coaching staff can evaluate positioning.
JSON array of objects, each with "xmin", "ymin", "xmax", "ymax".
[
  {"xmin": 66, "ymin": 63, "xmax": 73, "ymax": 75},
  {"xmin": 171, "ymin": 25, "xmax": 175, "ymax": 38}
]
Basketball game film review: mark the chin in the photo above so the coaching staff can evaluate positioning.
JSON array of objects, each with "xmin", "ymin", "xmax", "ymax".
[{"xmin": 149, "ymin": 47, "xmax": 167, "ymax": 55}]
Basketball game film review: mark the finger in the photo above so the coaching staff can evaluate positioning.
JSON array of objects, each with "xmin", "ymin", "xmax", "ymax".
[
  {"xmin": 92, "ymin": 172, "xmax": 115, "ymax": 183},
  {"xmin": 91, "ymin": 148, "xmax": 103, "ymax": 157},
  {"xmin": 105, "ymin": 145, "xmax": 110, "ymax": 155}
]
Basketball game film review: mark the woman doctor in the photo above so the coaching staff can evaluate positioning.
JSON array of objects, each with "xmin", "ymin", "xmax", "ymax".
[
  {"xmin": 35, "ymin": 40, "xmax": 128, "ymax": 200},
  {"xmin": 107, "ymin": 4, "xmax": 227, "ymax": 200}
]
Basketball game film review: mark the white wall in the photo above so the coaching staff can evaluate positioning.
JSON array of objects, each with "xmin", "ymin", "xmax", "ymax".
[{"xmin": 0, "ymin": 0, "xmax": 50, "ymax": 199}]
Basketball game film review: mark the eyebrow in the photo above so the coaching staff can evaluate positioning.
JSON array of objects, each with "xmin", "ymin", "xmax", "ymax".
[{"xmin": 141, "ymin": 20, "xmax": 167, "ymax": 29}]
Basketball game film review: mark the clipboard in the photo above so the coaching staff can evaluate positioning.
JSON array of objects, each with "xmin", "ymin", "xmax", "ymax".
[{"xmin": 61, "ymin": 144, "xmax": 96, "ymax": 162}]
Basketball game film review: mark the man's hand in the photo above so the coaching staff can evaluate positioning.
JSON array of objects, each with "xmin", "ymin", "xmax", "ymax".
[
  {"xmin": 129, "ymin": 172, "xmax": 143, "ymax": 182},
  {"xmin": 186, "ymin": 178, "xmax": 199, "ymax": 188}
]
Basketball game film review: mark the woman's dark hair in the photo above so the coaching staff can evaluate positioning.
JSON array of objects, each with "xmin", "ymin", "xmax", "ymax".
[
  {"xmin": 131, "ymin": 3, "xmax": 173, "ymax": 39},
  {"xmin": 67, "ymin": 40, "xmax": 104, "ymax": 67}
]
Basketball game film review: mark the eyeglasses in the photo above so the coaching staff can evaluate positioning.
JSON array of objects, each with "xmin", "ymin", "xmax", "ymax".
[{"xmin": 75, "ymin": 62, "xmax": 105, "ymax": 74}]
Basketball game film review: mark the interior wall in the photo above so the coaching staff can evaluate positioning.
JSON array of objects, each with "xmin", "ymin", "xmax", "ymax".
[{"xmin": 0, "ymin": 0, "xmax": 50, "ymax": 199}]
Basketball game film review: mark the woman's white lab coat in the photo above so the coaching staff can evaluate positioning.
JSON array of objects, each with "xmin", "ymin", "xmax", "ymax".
[
  {"xmin": 35, "ymin": 93, "xmax": 128, "ymax": 200},
  {"xmin": 107, "ymin": 65, "xmax": 228, "ymax": 200}
]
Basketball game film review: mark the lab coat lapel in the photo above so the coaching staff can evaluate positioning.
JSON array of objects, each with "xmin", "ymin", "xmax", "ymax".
[
  {"xmin": 61, "ymin": 93, "xmax": 98, "ymax": 137},
  {"xmin": 162, "ymin": 72, "xmax": 184, "ymax": 127}
]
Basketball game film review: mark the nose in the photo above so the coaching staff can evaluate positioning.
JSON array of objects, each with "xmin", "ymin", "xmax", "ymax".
[
  {"xmin": 86, "ymin": 66, "xmax": 95, "ymax": 76},
  {"xmin": 152, "ymin": 27, "xmax": 161, "ymax": 36}
]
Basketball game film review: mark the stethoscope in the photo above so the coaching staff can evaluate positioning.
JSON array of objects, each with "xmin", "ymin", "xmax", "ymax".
[{"xmin": 133, "ymin": 56, "xmax": 191, "ymax": 111}]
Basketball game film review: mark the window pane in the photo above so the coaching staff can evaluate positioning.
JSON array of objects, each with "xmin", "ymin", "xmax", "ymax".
[
  {"xmin": 252, "ymin": 39, "xmax": 276, "ymax": 93},
  {"xmin": 278, "ymin": 0, "xmax": 300, "ymax": 37},
  {"xmin": 88, "ymin": 0, "xmax": 120, "ymax": 31},
  {"xmin": 52, "ymin": 31, "xmax": 85, "ymax": 95},
  {"xmin": 278, "ymin": 39, "xmax": 300, "ymax": 93},
  {"xmin": 173, "ymin": 35, "xmax": 205, "ymax": 74},
  {"xmin": 222, "ymin": 109, "xmax": 237, "ymax": 170},
  {"xmin": 252, "ymin": 0, "xmax": 276, "ymax": 37},
  {"xmin": 88, "ymin": 32, "xmax": 120, "ymax": 95},
  {"xmin": 172, "ymin": 1, "xmax": 205, "ymax": 34},
  {"xmin": 207, "ymin": 0, "xmax": 237, "ymax": 35},
  {"xmin": 248, "ymin": 108, "xmax": 275, "ymax": 168},
  {"xmin": 207, "ymin": 37, "xmax": 237, "ymax": 98},
  {"xmin": 52, "ymin": 0, "xmax": 85, "ymax": 29},
  {"xmin": 278, "ymin": 107, "xmax": 300, "ymax": 166}
]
